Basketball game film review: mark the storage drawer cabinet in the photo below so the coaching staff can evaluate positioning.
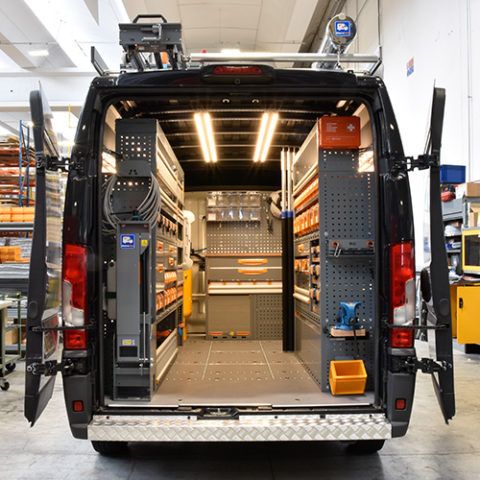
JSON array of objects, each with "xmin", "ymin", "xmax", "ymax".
[
  {"xmin": 207, "ymin": 295, "xmax": 252, "ymax": 337},
  {"xmin": 207, "ymin": 255, "xmax": 281, "ymax": 282}
]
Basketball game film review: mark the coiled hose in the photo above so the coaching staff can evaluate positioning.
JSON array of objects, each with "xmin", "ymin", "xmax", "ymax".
[{"xmin": 103, "ymin": 173, "xmax": 161, "ymax": 233}]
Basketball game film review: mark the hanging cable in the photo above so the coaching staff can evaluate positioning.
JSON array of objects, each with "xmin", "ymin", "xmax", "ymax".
[{"xmin": 102, "ymin": 173, "xmax": 162, "ymax": 234}]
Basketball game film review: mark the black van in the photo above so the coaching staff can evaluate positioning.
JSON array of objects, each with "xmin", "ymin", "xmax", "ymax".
[{"xmin": 24, "ymin": 51, "xmax": 455, "ymax": 456}]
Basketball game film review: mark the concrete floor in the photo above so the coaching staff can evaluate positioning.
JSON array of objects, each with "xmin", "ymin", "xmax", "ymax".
[{"xmin": 1, "ymin": 341, "xmax": 479, "ymax": 480}]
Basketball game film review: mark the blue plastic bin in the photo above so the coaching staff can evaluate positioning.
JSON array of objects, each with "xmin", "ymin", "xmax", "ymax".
[{"xmin": 440, "ymin": 165, "xmax": 466, "ymax": 184}]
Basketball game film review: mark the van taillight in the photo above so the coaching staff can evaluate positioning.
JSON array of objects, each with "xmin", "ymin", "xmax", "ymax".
[
  {"xmin": 63, "ymin": 244, "xmax": 87, "ymax": 350},
  {"xmin": 389, "ymin": 241, "xmax": 415, "ymax": 348},
  {"xmin": 212, "ymin": 65, "xmax": 263, "ymax": 75}
]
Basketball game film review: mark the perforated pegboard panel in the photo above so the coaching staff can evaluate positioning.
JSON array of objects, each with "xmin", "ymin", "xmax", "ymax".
[
  {"xmin": 206, "ymin": 193, "xmax": 281, "ymax": 254},
  {"xmin": 320, "ymin": 153, "xmax": 374, "ymax": 239},
  {"xmin": 253, "ymin": 294, "xmax": 282, "ymax": 340},
  {"xmin": 118, "ymin": 133, "xmax": 155, "ymax": 161},
  {"xmin": 115, "ymin": 119, "xmax": 162, "ymax": 177},
  {"xmin": 318, "ymin": 149, "xmax": 377, "ymax": 392}
]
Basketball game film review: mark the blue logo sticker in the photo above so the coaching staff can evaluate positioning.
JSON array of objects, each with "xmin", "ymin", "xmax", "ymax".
[
  {"xmin": 120, "ymin": 234, "xmax": 135, "ymax": 249},
  {"xmin": 335, "ymin": 20, "xmax": 351, "ymax": 37}
]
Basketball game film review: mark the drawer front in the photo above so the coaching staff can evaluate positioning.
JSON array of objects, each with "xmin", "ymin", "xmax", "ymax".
[
  {"xmin": 207, "ymin": 256, "xmax": 281, "ymax": 268},
  {"xmin": 207, "ymin": 295, "xmax": 252, "ymax": 336},
  {"xmin": 207, "ymin": 266, "xmax": 282, "ymax": 282},
  {"xmin": 207, "ymin": 256, "xmax": 281, "ymax": 281}
]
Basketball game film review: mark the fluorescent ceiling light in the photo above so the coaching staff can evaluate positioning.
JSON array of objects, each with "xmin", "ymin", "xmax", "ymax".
[
  {"xmin": 253, "ymin": 112, "xmax": 279, "ymax": 162},
  {"xmin": 194, "ymin": 112, "xmax": 217, "ymax": 163},
  {"xmin": 28, "ymin": 49, "xmax": 49, "ymax": 57},
  {"xmin": 336, "ymin": 100, "xmax": 347, "ymax": 108}
]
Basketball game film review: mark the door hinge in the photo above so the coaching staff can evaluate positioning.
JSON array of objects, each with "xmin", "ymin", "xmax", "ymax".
[
  {"xmin": 392, "ymin": 153, "xmax": 439, "ymax": 174},
  {"xmin": 26, "ymin": 359, "xmax": 73, "ymax": 377},
  {"xmin": 405, "ymin": 357, "xmax": 451, "ymax": 375}
]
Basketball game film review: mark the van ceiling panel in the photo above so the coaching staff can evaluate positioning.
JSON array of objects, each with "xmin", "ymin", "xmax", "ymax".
[{"xmin": 114, "ymin": 95, "xmax": 362, "ymax": 190}]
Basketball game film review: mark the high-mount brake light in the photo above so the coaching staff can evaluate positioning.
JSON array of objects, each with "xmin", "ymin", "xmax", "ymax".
[
  {"xmin": 389, "ymin": 241, "xmax": 415, "ymax": 348},
  {"xmin": 212, "ymin": 65, "xmax": 263, "ymax": 75},
  {"xmin": 63, "ymin": 244, "xmax": 88, "ymax": 350}
]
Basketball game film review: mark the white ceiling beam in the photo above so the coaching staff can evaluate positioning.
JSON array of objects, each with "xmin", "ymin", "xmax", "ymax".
[
  {"xmin": 84, "ymin": 0, "xmax": 100, "ymax": 24},
  {"xmin": 0, "ymin": 120, "xmax": 19, "ymax": 136},
  {"xmin": 0, "ymin": 72, "xmax": 94, "ymax": 106},
  {"xmin": 0, "ymin": 32, "xmax": 35, "ymax": 69}
]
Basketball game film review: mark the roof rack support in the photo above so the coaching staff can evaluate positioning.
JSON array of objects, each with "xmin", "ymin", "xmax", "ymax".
[{"xmin": 190, "ymin": 52, "xmax": 379, "ymax": 66}]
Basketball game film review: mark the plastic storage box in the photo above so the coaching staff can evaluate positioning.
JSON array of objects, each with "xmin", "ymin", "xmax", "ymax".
[
  {"xmin": 440, "ymin": 165, "xmax": 466, "ymax": 184},
  {"xmin": 329, "ymin": 359, "xmax": 367, "ymax": 395}
]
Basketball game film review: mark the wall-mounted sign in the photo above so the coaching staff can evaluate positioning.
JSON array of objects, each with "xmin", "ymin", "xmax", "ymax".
[{"xmin": 407, "ymin": 57, "xmax": 414, "ymax": 77}]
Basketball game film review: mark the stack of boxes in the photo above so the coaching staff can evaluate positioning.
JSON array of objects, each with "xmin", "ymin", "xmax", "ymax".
[{"xmin": 0, "ymin": 206, "xmax": 35, "ymax": 223}]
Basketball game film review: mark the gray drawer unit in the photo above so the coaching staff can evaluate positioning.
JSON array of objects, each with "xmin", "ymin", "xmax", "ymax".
[
  {"xmin": 207, "ymin": 295, "xmax": 252, "ymax": 338},
  {"xmin": 207, "ymin": 256, "xmax": 282, "ymax": 282},
  {"xmin": 207, "ymin": 293, "xmax": 283, "ymax": 340}
]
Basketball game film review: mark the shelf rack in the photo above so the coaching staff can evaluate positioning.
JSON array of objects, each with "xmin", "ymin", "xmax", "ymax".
[{"xmin": 0, "ymin": 122, "xmax": 35, "ymax": 207}]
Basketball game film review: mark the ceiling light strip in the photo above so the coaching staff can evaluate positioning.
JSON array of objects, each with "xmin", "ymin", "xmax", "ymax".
[
  {"xmin": 253, "ymin": 113, "xmax": 269, "ymax": 162},
  {"xmin": 260, "ymin": 112, "xmax": 279, "ymax": 162},
  {"xmin": 254, "ymin": 112, "xmax": 279, "ymax": 162},
  {"xmin": 203, "ymin": 113, "xmax": 217, "ymax": 163},
  {"xmin": 194, "ymin": 112, "xmax": 217, "ymax": 163}
]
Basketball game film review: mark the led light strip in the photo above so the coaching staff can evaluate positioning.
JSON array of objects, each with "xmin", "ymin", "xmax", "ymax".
[
  {"xmin": 194, "ymin": 112, "xmax": 217, "ymax": 162},
  {"xmin": 253, "ymin": 112, "xmax": 279, "ymax": 162}
]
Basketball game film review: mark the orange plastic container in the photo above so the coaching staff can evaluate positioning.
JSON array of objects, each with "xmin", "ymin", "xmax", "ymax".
[
  {"xmin": 319, "ymin": 116, "xmax": 361, "ymax": 149},
  {"xmin": 329, "ymin": 359, "xmax": 367, "ymax": 395}
]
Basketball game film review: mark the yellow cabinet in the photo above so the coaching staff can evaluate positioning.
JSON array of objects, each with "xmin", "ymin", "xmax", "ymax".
[{"xmin": 456, "ymin": 285, "xmax": 480, "ymax": 344}]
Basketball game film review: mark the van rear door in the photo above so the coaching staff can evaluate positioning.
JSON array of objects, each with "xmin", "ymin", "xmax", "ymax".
[
  {"xmin": 419, "ymin": 87, "xmax": 455, "ymax": 423},
  {"xmin": 24, "ymin": 87, "xmax": 65, "ymax": 425}
]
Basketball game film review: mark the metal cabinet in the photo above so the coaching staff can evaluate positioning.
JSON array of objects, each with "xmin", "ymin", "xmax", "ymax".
[{"xmin": 455, "ymin": 285, "xmax": 480, "ymax": 344}]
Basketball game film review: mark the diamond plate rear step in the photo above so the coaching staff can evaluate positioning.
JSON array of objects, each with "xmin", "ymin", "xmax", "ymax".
[{"xmin": 88, "ymin": 413, "xmax": 391, "ymax": 442}]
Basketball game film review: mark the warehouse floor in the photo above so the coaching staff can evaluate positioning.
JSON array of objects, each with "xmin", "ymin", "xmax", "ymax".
[{"xmin": 1, "ymin": 341, "xmax": 479, "ymax": 480}]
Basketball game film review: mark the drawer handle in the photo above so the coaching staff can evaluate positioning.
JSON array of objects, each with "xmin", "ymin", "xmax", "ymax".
[
  {"xmin": 237, "ymin": 258, "xmax": 268, "ymax": 266},
  {"xmin": 238, "ymin": 268, "xmax": 268, "ymax": 275}
]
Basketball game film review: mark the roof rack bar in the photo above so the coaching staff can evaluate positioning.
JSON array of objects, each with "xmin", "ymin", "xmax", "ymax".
[{"xmin": 189, "ymin": 52, "xmax": 379, "ymax": 64}]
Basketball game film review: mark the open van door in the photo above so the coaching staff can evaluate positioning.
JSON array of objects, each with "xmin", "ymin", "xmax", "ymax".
[
  {"xmin": 24, "ymin": 87, "xmax": 65, "ymax": 425},
  {"xmin": 418, "ymin": 87, "xmax": 455, "ymax": 423}
]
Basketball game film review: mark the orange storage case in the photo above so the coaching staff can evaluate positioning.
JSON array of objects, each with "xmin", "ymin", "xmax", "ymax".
[
  {"xmin": 318, "ymin": 116, "xmax": 361, "ymax": 149},
  {"xmin": 329, "ymin": 359, "xmax": 367, "ymax": 395}
]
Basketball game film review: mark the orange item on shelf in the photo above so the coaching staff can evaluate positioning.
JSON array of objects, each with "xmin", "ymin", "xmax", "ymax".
[
  {"xmin": 318, "ymin": 116, "xmax": 361, "ymax": 149},
  {"xmin": 0, "ymin": 246, "xmax": 21, "ymax": 262}
]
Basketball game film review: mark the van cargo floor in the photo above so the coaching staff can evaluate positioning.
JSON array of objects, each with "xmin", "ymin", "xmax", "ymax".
[{"xmin": 108, "ymin": 339, "xmax": 373, "ymax": 408}]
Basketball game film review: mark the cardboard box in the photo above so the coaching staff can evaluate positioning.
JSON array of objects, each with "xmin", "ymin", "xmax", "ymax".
[
  {"xmin": 318, "ymin": 116, "xmax": 361, "ymax": 149},
  {"xmin": 468, "ymin": 204, "xmax": 480, "ymax": 227},
  {"xmin": 464, "ymin": 181, "xmax": 480, "ymax": 198},
  {"xmin": 5, "ymin": 327, "xmax": 18, "ymax": 345}
]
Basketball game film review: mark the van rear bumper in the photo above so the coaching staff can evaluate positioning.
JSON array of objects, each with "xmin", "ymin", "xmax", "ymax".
[{"xmin": 88, "ymin": 413, "xmax": 391, "ymax": 442}]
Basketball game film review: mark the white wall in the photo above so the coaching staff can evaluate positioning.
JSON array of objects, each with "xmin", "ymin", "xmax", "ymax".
[{"xmin": 344, "ymin": 0, "xmax": 476, "ymax": 265}]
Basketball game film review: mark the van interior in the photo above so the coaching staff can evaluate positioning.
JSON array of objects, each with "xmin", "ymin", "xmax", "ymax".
[{"xmin": 100, "ymin": 91, "xmax": 377, "ymax": 409}]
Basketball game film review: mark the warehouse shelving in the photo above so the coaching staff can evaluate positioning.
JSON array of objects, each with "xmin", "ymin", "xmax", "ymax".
[{"xmin": 0, "ymin": 122, "xmax": 36, "ymax": 359}]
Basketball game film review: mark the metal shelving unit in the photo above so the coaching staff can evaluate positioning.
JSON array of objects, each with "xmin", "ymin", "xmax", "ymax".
[
  {"xmin": 0, "ymin": 300, "xmax": 16, "ymax": 391},
  {"xmin": 0, "ymin": 126, "xmax": 35, "ymax": 361}
]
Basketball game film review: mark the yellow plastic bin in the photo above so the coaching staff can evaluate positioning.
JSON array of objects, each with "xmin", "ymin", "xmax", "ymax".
[{"xmin": 329, "ymin": 359, "xmax": 367, "ymax": 396}]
